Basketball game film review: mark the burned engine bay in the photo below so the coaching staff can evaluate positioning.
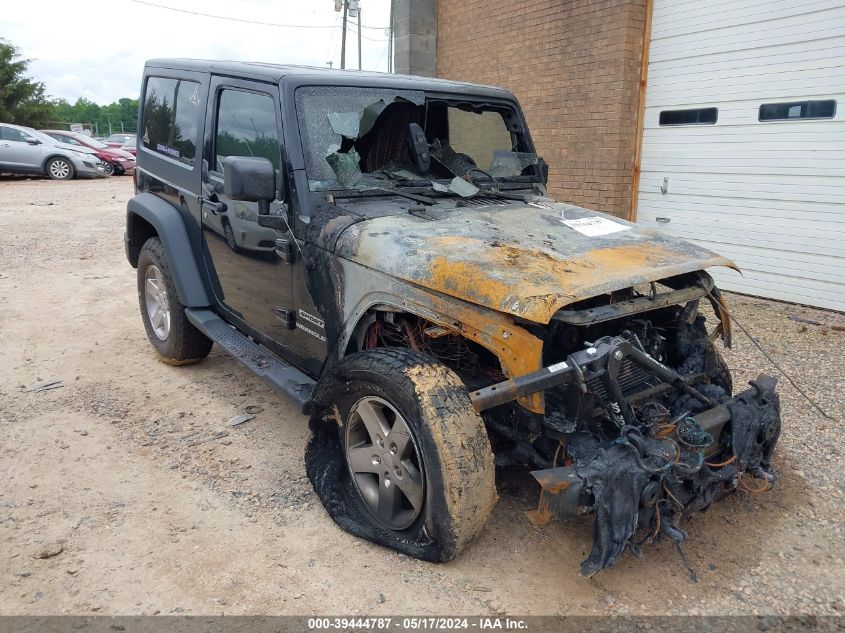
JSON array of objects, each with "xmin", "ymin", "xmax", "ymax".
[
  {"xmin": 359, "ymin": 281, "xmax": 782, "ymax": 577},
  {"xmin": 473, "ymin": 289, "xmax": 781, "ymax": 578}
]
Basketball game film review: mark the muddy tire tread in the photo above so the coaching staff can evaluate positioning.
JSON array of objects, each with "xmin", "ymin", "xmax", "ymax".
[
  {"xmin": 349, "ymin": 347, "xmax": 496, "ymax": 558},
  {"xmin": 307, "ymin": 347, "xmax": 496, "ymax": 562}
]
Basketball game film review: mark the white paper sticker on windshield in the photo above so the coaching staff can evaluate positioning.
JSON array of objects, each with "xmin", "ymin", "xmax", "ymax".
[{"xmin": 562, "ymin": 216, "xmax": 632, "ymax": 237}]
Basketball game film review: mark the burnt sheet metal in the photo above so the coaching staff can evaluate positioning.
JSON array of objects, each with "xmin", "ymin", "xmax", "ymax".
[
  {"xmin": 335, "ymin": 199, "xmax": 736, "ymax": 325},
  {"xmin": 529, "ymin": 375, "xmax": 781, "ymax": 576},
  {"xmin": 552, "ymin": 279, "xmax": 712, "ymax": 326},
  {"xmin": 336, "ymin": 259, "xmax": 547, "ymax": 413}
]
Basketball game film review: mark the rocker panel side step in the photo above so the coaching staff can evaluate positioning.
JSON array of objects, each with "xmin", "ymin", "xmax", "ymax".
[{"xmin": 185, "ymin": 308, "xmax": 315, "ymax": 413}]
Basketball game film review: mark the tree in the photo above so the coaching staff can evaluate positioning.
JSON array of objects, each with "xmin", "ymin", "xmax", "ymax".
[{"xmin": 0, "ymin": 39, "xmax": 53, "ymax": 126}]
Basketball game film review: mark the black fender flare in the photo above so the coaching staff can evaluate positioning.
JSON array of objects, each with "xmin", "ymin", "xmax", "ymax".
[{"xmin": 126, "ymin": 193, "xmax": 210, "ymax": 307}]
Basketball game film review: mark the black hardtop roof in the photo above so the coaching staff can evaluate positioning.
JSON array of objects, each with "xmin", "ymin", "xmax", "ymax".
[{"xmin": 144, "ymin": 58, "xmax": 515, "ymax": 100}]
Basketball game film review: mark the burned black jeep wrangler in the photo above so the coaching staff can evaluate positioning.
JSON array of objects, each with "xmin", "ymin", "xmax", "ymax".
[{"xmin": 126, "ymin": 59, "xmax": 781, "ymax": 575}]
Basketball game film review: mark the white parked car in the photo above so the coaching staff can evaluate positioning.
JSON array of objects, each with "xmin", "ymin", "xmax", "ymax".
[{"xmin": 0, "ymin": 123, "xmax": 107, "ymax": 179}]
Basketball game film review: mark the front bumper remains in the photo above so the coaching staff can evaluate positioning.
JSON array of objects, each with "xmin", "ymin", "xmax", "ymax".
[
  {"xmin": 470, "ymin": 334, "xmax": 782, "ymax": 577},
  {"xmin": 529, "ymin": 375, "xmax": 780, "ymax": 576}
]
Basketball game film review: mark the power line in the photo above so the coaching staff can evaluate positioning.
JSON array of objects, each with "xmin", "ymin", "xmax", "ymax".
[
  {"xmin": 129, "ymin": 0, "xmax": 387, "ymax": 30},
  {"xmin": 346, "ymin": 24, "xmax": 388, "ymax": 42},
  {"xmin": 325, "ymin": 10, "xmax": 342, "ymax": 66}
]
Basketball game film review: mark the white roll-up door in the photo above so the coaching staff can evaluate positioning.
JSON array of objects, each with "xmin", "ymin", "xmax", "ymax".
[{"xmin": 637, "ymin": 0, "xmax": 845, "ymax": 311}]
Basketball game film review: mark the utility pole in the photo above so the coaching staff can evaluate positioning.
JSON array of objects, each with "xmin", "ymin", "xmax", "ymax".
[
  {"xmin": 357, "ymin": 7, "xmax": 362, "ymax": 70},
  {"xmin": 340, "ymin": 0, "xmax": 348, "ymax": 69},
  {"xmin": 387, "ymin": 0, "xmax": 394, "ymax": 73}
]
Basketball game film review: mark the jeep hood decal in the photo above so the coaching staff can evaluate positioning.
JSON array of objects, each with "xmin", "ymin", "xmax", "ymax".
[{"xmin": 335, "ymin": 200, "xmax": 736, "ymax": 324}]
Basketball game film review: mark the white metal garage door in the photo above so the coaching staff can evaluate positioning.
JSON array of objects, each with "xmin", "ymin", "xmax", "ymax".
[{"xmin": 636, "ymin": 0, "xmax": 845, "ymax": 311}]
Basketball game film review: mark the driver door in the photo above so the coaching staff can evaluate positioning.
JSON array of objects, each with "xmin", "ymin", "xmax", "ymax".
[
  {"xmin": 0, "ymin": 126, "xmax": 46, "ymax": 169},
  {"xmin": 201, "ymin": 78, "xmax": 295, "ymax": 349}
]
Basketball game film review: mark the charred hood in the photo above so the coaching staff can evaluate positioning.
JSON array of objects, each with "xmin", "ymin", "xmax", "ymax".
[{"xmin": 334, "ymin": 200, "xmax": 735, "ymax": 324}]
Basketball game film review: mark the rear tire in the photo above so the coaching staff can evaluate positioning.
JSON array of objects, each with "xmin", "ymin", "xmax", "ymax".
[
  {"xmin": 46, "ymin": 157, "xmax": 74, "ymax": 180},
  {"xmin": 137, "ymin": 237, "xmax": 212, "ymax": 365},
  {"xmin": 306, "ymin": 347, "xmax": 497, "ymax": 562},
  {"xmin": 102, "ymin": 161, "xmax": 115, "ymax": 176}
]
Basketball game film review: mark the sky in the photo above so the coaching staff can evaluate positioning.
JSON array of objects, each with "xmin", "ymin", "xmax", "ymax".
[{"xmin": 1, "ymin": 0, "xmax": 392, "ymax": 104}]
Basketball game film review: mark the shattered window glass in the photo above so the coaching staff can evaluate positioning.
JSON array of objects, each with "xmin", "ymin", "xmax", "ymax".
[
  {"xmin": 489, "ymin": 151, "xmax": 539, "ymax": 178},
  {"xmin": 295, "ymin": 87, "xmax": 424, "ymax": 191},
  {"xmin": 431, "ymin": 176, "xmax": 480, "ymax": 198},
  {"xmin": 325, "ymin": 147, "xmax": 362, "ymax": 188}
]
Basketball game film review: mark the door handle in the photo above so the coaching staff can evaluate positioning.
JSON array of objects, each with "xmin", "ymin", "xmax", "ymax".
[{"xmin": 199, "ymin": 196, "xmax": 227, "ymax": 215}]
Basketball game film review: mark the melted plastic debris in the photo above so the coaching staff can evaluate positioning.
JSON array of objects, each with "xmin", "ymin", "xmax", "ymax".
[
  {"xmin": 576, "ymin": 443, "xmax": 650, "ymax": 577},
  {"xmin": 489, "ymin": 151, "xmax": 538, "ymax": 177}
]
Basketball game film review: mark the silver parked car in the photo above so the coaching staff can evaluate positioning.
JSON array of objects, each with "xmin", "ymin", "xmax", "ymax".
[{"xmin": 0, "ymin": 123, "xmax": 107, "ymax": 179}]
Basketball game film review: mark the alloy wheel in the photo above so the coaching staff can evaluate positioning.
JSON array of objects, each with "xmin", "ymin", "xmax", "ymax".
[
  {"xmin": 49, "ymin": 160, "xmax": 71, "ymax": 179},
  {"xmin": 144, "ymin": 264, "xmax": 171, "ymax": 341},
  {"xmin": 345, "ymin": 396, "xmax": 425, "ymax": 530}
]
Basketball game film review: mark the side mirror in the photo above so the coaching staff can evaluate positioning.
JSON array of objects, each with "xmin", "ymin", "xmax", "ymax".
[
  {"xmin": 257, "ymin": 214, "xmax": 289, "ymax": 230},
  {"xmin": 537, "ymin": 157, "xmax": 549, "ymax": 186},
  {"xmin": 223, "ymin": 156, "xmax": 275, "ymax": 214},
  {"xmin": 26, "ymin": 138, "xmax": 41, "ymax": 145}
]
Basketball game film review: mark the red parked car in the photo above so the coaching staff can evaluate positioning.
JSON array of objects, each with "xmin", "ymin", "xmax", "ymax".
[
  {"xmin": 41, "ymin": 130, "xmax": 136, "ymax": 176},
  {"xmin": 104, "ymin": 133, "xmax": 137, "ymax": 157}
]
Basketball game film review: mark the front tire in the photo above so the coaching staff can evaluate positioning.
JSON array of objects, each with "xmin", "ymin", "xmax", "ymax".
[
  {"xmin": 46, "ymin": 157, "xmax": 74, "ymax": 180},
  {"xmin": 137, "ymin": 237, "xmax": 212, "ymax": 365},
  {"xmin": 223, "ymin": 220, "xmax": 239, "ymax": 252},
  {"xmin": 102, "ymin": 161, "xmax": 115, "ymax": 176},
  {"xmin": 306, "ymin": 348, "xmax": 497, "ymax": 562}
]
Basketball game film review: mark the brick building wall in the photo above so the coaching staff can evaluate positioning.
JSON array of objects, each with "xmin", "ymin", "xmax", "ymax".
[{"xmin": 436, "ymin": 0, "xmax": 647, "ymax": 218}]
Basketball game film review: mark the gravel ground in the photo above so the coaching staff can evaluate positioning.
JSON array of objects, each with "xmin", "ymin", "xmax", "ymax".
[{"xmin": 0, "ymin": 176, "xmax": 843, "ymax": 617}]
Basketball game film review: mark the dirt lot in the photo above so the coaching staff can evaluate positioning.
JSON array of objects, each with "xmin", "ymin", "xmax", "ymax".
[{"xmin": 1, "ymin": 176, "xmax": 843, "ymax": 616}]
